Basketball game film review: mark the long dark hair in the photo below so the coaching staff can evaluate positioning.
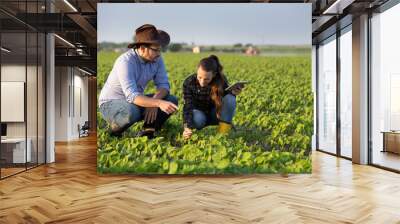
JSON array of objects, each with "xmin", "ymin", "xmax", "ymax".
[{"xmin": 198, "ymin": 55, "xmax": 226, "ymax": 117}]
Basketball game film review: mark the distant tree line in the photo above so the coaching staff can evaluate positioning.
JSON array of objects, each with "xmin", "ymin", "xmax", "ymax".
[{"xmin": 98, "ymin": 42, "xmax": 310, "ymax": 55}]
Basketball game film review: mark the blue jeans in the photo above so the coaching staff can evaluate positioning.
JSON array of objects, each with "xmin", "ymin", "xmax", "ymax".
[
  {"xmin": 192, "ymin": 94, "xmax": 236, "ymax": 130},
  {"xmin": 99, "ymin": 94, "xmax": 178, "ymax": 134}
]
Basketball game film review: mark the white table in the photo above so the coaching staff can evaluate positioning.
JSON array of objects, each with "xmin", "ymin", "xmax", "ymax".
[{"xmin": 1, "ymin": 138, "xmax": 32, "ymax": 163}]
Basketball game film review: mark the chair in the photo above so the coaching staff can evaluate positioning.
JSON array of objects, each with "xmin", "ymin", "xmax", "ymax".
[{"xmin": 78, "ymin": 121, "xmax": 90, "ymax": 138}]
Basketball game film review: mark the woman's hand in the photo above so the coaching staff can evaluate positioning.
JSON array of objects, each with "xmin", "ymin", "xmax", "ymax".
[
  {"xmin": 231, "ymin": 85, "xmax": 243, "ymax": 96},
  {"xmin": 183, "ymin": 128, "xmax": 193, "ymax": 139}
]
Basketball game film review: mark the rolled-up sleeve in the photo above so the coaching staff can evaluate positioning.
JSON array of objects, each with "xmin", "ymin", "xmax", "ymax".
[
  {"xmin": 116, "ymin": 58, "xmax": 142, "ymax": 104},
  {"xmin": 154, "ymin": 58, "xmax": 170, "ymax": 92}
]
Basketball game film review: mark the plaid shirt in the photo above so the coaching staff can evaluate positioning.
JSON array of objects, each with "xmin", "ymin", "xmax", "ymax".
[{"xmin": 183, "ymin": 74, "xmax": 230, "ymax": 129}]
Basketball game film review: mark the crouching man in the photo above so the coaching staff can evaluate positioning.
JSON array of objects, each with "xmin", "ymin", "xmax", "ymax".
[{"xmin": 99, "ymin": 24, "xmax": 178, "ymax": 139}]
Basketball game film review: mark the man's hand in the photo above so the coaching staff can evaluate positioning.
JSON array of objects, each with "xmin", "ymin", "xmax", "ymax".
[
  {"xmin": 158, "ymin": 100, "xmax": 178, "ymax": 114},
  {"xmin": 183, "ymin": 127, "xmax": 193, "ymax": 139},
  {"xmin": 231, "ymin": 85, "xmax": 243, "ymax": 96},
  {"xmin": 144, "ymin": 107, "xmax": 158, "ymax": 123}
]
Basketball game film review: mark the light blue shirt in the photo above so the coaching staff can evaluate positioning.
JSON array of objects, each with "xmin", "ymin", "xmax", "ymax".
[{"xmin": 99, "ymin": 49, "xmax": 170, "ymax": 106}]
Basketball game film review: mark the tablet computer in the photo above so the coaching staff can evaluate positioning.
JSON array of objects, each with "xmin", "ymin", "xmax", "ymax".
[{"xmin": 225, "ymin": 81, "xmax": 249, "ymax": 91}]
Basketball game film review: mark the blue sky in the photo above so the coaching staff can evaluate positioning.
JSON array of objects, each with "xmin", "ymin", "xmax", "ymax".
[{"xmin": 98, "ymin": 3, "xmax": 311, "ymax": 46}]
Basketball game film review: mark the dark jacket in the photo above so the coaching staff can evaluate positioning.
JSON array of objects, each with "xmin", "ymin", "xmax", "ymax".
[{"xmin": 182, "ymin": 74, "xmax": 230, "ymax": 129}]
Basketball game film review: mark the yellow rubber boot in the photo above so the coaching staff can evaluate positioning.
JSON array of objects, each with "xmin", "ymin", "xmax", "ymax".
[{"xmin": 217, "ymin": 122, "xmax": 232, "ymax": 134}]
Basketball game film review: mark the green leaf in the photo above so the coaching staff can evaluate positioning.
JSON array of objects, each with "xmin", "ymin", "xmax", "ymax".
[
  {"xmin": 242, "ymin": 152, "xmax": 252, "ymax": 161},
  {"xmin": 216, "ymin": 159, "xmax": 230, "ymax": 170},
  {"xmin": 168, "ymin": 161, "xmax": 178, "ymax": 174},
  {"xmin": 163, "ymin": 160, "xmax": 169, "ymax": 170}
]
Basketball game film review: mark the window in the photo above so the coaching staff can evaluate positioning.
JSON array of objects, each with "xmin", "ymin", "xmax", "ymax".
[
  {"xmin": 318, "ymin": 35, "xmax": 337, "ymax": 154},
  {"xmin": 371, "ymin": 3, "xmax": 400, "ymax": 171},
  {"xmin": 0, "ymin": 1, "xmax": 46, "ymax": 179},
  {"xmin": 339, "ymin": 26, "xmax": 352, "ymax": 158}
]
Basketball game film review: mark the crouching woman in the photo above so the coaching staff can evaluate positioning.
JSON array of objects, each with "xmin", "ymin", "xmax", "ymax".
[{"xmin": 182, "ymin": 55, "xmax": 243, "ymax": 139}]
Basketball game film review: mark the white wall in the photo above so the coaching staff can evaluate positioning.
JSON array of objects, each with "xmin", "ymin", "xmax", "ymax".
[
  {"xmin": 72, "ymin": 72, "xmax": 89, "ymax": 138},
  {"xmin": 1, "ymin": 64, "xmax": 26, "ymax": 156},
  {"xmin": 55, "ymin": 66, "xmax": 69, "ymax": 141},
  {"xmin": 1, "ymin": 65, "xmax": 33, "ymax": 138},
  {"xmin": 1, "ymin": 63, "xmax": 46, "ymax": 164},
  {"xmin": 54, "ymin": 67, "xmax": 89, "ymax": 141},
  {"xmin": 1, "ymin": 65, "xmax": 26, "ymax": 136}
]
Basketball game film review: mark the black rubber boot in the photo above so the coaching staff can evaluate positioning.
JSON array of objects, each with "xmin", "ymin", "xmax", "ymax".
[{"xmin": 136, "ymin": 128, "xmax": 155, "ymax": 139}]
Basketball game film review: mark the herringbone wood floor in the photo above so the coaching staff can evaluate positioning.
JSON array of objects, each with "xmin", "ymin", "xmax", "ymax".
[{"xmin": 1, "ymin": 135, "xmax": 400, "ymax": 224}]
